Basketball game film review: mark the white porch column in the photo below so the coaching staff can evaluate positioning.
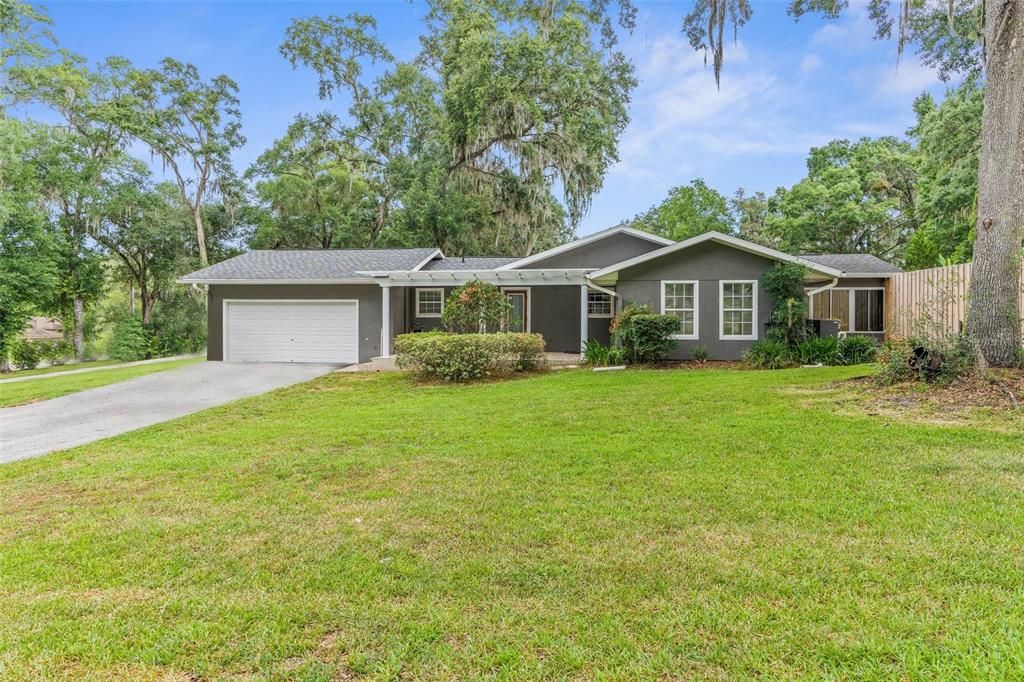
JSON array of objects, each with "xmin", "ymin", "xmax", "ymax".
[
  {"xmin": 579, "ymin": 284, "xmax": 589, "ymax": 352},
  {"xmin": 380, "ymin": 283, "xmax": 392, "ymax": 357}
]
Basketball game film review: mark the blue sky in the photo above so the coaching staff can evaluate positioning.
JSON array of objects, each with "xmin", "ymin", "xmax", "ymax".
[{"xmin": 40, "ymin": 0, "xmax": 958, "ymax": 236}]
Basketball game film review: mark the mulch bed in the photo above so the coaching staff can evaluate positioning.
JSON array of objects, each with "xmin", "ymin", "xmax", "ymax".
[{"xmin": 846, "ymin": 368, "xmax": 1024, "ymax": 414}]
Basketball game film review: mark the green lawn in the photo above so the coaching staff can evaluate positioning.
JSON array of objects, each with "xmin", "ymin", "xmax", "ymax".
[
  {"xmin": 2, "ymin": 359, "xmax": 121, "ymax": 378},
  {"xmin": 0, "ymin": 357, "xmax": 202, "ymax": 408},
  {"xmin": 1, "ymin": 367, "xmax": 1022, "ymax": 680}
]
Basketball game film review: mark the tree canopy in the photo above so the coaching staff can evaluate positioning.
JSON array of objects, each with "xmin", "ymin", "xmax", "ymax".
[{"xmin": 276, "ymin": 1, "xmax": 637, "ymax": 255}]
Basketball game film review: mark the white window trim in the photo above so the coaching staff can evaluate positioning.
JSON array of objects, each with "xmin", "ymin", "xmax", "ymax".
[
  {"xmin": 587, "ymin": 290, "xmax": 614, "ymax": 319},
  {"xmin": 661, "ymin": 280, "xmax": 699, "ymax": 340},
  {"xmin": 719, "ymin": 280, "xmax": 758, "ymax": 341},
  {"xmin": 807, "ymin": 287, "xmax": 886, "ymax": 333},
  {"xmin": 414, "ymin": 287, "xmax": 444, "ymax": 318}
]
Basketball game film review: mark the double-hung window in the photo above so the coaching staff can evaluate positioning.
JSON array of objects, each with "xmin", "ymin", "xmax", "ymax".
[
  {"xmin": 662, "ymin": 281, "xmax": 698, "ymax": 339},
  {"xmin": 415, "ymin": 288, "xmax": 444, "ymax": 317},
  {"xmin": 588, "ymin": 290, "xmax": 613, "ymax": 318},
  {"xmin": 720, "ymin": 281, "xmax": 757, "ymax": 340}
]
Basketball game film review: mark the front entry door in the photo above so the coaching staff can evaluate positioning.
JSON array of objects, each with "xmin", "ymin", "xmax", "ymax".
[{"xmin": 504, "ymin": 290, "xmax": 529, "ymax": 332}]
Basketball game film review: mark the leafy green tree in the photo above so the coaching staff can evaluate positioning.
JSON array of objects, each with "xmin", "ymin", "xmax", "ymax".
[
  {"xmin": 0, "ymin": 117, "xmax": 59, "ymax": 369},
  {"xmin": 731, "ymin": 188, "xmax": 775, "ymax": 247},
  {"xmin": 278, "ymin": 1, "xmax": 636, "ymax": 255},
  {"xmin": 903, "ymin": 79, "xmax": 984, "ymax": 269},
  {"xmin": 109, "ymin": 57, "xmax": 245, "ymax": 267},
  {"xmin": 765, "ymin": 138, "xmax": 918, "ymax": 262},
  {"xmin": 5, "ymin": 50, "xmax": 135, "ymax": 358},
  {"xmin": 92, "ymin": 171, "xmax": 194, "ymax": 324},
  {"xmin": 246, "ymin": 116, "xmax": 377, "ymax": 249},
  {"xmin": 631, "ymin": 179, "xmax": 734, "ymax": 240}
]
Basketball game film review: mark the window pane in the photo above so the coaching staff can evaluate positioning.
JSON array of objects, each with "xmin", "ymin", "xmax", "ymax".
[
  {"xmin": 854, "ymin": 290, "xmax": 884, "ymax": 332},
  {"xmin": 662, "ymin": 282, "xmax": 696, "ymax": 335},
  {"xmin": 830, "ymin": 290, "xmax": 850, "ymax": 331},
  {"xmin": 417, "ymin": 290, "xmax": 443, "ymax": 315},
  {"xmin": 588, "ymin": 291, "xmax": 612, "ymax": 316}
]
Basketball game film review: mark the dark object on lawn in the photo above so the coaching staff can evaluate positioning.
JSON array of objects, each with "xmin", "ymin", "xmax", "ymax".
[{"xmin": 909, "ymin": 346, "xmax": 944, "ymax": 381}]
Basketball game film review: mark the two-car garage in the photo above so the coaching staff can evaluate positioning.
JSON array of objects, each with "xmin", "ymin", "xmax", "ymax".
[{"xmin": 223, "ymin": 300, "xmax": 359, "ymax": 364}]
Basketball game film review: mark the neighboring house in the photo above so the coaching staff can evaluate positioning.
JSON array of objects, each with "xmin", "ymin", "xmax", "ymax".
[
  {"xmin": 178, "ymin": 226, "xmax": 901, "ymax": 364},
  {"xmin": 22, "ymin": 317, "xmax": 64, "ymax": 341}
]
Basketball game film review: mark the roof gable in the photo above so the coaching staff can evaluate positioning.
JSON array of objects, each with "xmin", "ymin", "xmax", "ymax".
[
  {"xmin": 589, "ymin": 232, "xmax": 845, "ymax": 280},
  {"xmin": 498, "ymin": 224, "xmax": 673, "ymax": 270}
]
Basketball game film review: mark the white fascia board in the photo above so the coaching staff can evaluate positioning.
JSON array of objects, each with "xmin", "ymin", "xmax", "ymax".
[
  {"xmin": 495, "ymin": 224, "xmax": 674, "ymax": 271},
  {"xmin": 588, "ymin": 231, "xmax": 845, "ymax": 280},
  {"xmin": 410, "ymin": 248, "xmax": 445, "ymax": 272},
  {"xmin": 175, "ymin": 277, "xmax": 374, "ymax": 285}
]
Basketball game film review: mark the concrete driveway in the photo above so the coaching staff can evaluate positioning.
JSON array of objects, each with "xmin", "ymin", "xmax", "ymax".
[{"xmin": 0, "ymin": 362, "xmax": 339, "ymax": 464}]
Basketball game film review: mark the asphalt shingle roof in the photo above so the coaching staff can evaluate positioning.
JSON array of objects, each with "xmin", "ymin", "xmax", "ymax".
[
  {"xmin": 421, "ymin": 256, "xmax": 518, "ymax": 271},
  {"xmin": 801, "ymin": 253, "xmax": 903, "ymax": 274},
  {"xmin": 179, "ymin": 248, "xmax": 439, "ymax": 282}
]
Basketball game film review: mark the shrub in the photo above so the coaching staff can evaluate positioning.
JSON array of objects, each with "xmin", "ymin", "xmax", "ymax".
[
  {"xmin": 441, "ymin": 280, "xmax": 513, "ymax": 333},
  {"xmin": 149, "ymin": 290, "xmax": 207, "ymax": 356},
  {"xmin": 794, "ymin": 336, "xmax": 840, "ymax": 365},
  {"xmin": 108, "ymin": 317, "xmax": 152, "ymax": 362},
  {"xmin": 875, "ymin": 334, "xmax": 974, "ymax": 385},
  {"xmin": 743, "ymin": 339, "xmax": 794, "ymax": 369},
  {"xmin": 837, "ymin": 335, "xmax": 877, "ymax": 365},
  {"xmin": 583, "ymin": 339, "xmax": 612, "ymax": 367},
  {"xmin": 395, "ymin": 331, "xmax": 545, "ymax": 381},
  {"xmin": 610, "ymin": 304, "xmax": 680, "ymax": 363},
  {"xmin": 762, "ymin": 263, "xmax": 810, "ymax": 346},
  {"xmin": 875, "ymin": 339, "xmax": 915, "ymax": 384},
  {"xmin": 38, "ymin": 339, "xmax": 74, "ymax": 366},
  {"xmin": 607, "ymin": 346, "xmax": 626, "ymax": 366},
  {"xmin": 693, "ymin": 345, "xmax": 709, "ymax": 363},
  {"xmin": 9, "ymin": 339, "xmax": 43, "ymax": 370}
]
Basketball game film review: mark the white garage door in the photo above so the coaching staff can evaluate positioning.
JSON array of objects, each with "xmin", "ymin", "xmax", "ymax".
[{"xmin": 225, "ymin": 300, "xmax": 359, "ymax": 364}]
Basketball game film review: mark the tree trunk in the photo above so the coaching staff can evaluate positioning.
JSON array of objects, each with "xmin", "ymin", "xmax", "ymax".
[
  {"xmin": 73, "ymin": 297, "xmax": 85, "ymax": 361},
  {"xmin": 193, "ymin": 206, "xmax": 209, "ymax": 267},
  {"xmin": 142, "ymin": 297, "xmax": 155, "ymax": 325},
  {"xmin": 966, "ymin": 0, "xmax": 1024, "ymax": 366}
]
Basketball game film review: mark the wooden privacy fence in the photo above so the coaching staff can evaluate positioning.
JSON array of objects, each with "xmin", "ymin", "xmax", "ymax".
[{"xmin": 885, "ymin": 262, "xmax": 1024, "ymax": 339}]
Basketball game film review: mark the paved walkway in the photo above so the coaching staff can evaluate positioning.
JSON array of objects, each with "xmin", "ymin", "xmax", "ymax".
[
  {"xmin": 0, "ymin": 354, "xmax": 200, "ymax": 384},
  {"xmin": 0, "ymin": 362, "xmax": 339, "ymax": 464}
]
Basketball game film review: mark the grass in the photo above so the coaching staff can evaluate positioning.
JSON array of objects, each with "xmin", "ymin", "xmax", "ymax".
[
  {"xmin": 0, "ymin": 357, "xmax": 202, "ymax": 408},
  {"xmin": 2, "ymin": 359, "xmax": 122, "ymax": 378},
  {"xmin": 1, "ymin": 366, "xmax": 1023, "ymax": 680}
]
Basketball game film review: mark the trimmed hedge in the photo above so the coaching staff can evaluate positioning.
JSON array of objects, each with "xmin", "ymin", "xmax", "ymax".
[{"xmin": 395, "ymin": 332, "xmax": 546, "ymax": 382}]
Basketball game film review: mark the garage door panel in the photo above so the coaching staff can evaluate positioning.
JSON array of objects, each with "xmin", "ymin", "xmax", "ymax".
[{"xmin": 226, "ymin": 301, "xmax": 358, "ymax": 363}]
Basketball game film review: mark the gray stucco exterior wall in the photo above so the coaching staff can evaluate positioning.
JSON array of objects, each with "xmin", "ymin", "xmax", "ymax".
[
  {"xmin": 208, "ymin": 283, "xmax": 398, "ymax": 363},
  {"xmin": 613, "ymin": 241, "xmax": 776, "ymax": 361},
  {"xmin": 403, "ymin": 284, "xmax": 592, "ymax": 352},
  {"xmin": 526, "ymin": 232, "xmax": 665, "ymax": 269}
]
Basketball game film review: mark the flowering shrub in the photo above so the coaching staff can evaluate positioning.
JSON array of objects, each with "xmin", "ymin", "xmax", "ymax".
[
  {"xmin": 395, "ymin": 331, "xmax": 545, "ymax": 381},
  {"xmin": 441, "ymin": 280, "xmax": 513, "ymax": 333}
]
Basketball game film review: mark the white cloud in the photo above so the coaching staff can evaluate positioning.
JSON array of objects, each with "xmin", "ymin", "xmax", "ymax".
[
  {"xmin": 874, "ymin": 60, "xmax": 941, "ymax": 96},
  {"xmin": 799, "ymin": 54, "xmax": 823, "ymax": 75},
  {"xmin": 606, "ymin": 34, "xmax": 833, "ymax": 191}
]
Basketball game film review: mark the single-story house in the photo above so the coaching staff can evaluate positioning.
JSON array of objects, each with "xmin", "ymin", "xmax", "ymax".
[
  {"xmin": 178, "ymin": 226, "xmax": 902, "ymax": 364},
  {"xmin": 22, "ymin": 317, "xmax": 64, "ymax": 341}
]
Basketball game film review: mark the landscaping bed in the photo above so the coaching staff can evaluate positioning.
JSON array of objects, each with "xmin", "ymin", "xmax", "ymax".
[{"xmin": 847, "ymin": 367, "xmax": 1024, "ymax": 415}]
